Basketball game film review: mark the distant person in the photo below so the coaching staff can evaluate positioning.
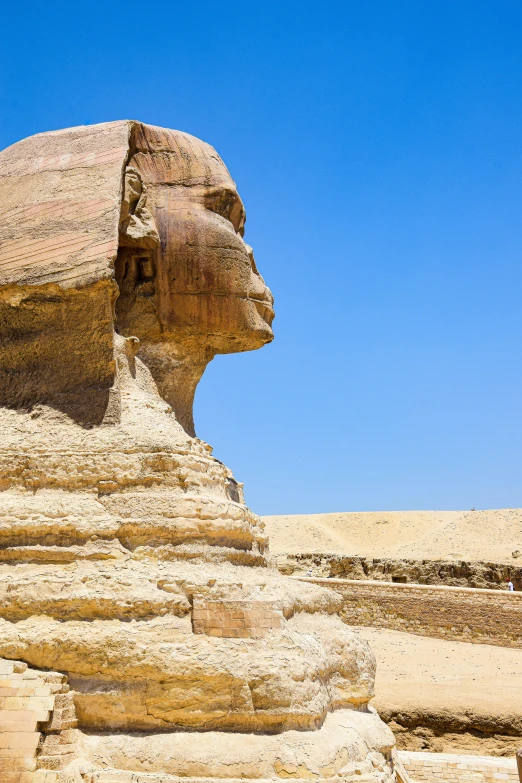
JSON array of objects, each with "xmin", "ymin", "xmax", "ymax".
[
  {"xmin": 507, "ymin": 580, "xmax": 515, "ymax": 592},
  {"xmin": 305, "ymin": 568, "xmax": 313, "ymax": 577}
]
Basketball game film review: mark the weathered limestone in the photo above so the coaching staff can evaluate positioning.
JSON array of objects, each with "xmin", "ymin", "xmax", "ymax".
[
  {"xmin": 276, "ymin": 552, "xmax": 522, "ymax": 590},
  {"xmin": 0, "ymin": 122, "xmax": 398, "ymax": 781}
]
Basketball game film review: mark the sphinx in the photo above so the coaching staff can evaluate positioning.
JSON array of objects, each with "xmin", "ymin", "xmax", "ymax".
[{"xmin": 0, "ymin": 122, "xmax": 398, "ymax": 782}]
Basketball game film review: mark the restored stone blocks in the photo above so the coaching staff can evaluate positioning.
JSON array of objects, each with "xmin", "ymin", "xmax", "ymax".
[
  {"xmin": 399, "ymin": 751, "xmax": 519, "ymax": 783},
  {"xmin": 0, "ymin": 658, "xmax": 77, "ymax": 782},
  {"xmin": 192, "ymin": 599, "xmax": 285, "ymax": 638}
]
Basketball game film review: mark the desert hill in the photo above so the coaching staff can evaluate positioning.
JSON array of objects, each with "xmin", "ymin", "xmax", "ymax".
[{"xmin": 263, "ymin": 509, "xmax": 522, "ymax": 562}]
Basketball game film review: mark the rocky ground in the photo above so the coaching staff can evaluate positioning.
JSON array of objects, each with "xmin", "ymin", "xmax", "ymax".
[{"xmin": 274, "ymin": 552, "xmax": 522, "ymax": 589}]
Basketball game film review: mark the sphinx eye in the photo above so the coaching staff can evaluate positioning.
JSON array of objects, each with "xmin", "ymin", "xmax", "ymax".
[
  {"xmin": 206, "ymin": 189, "xmax": 245, "ymax": 235},
  {"xmin": 210, "ymin": 191, "xmax": 235, "ymax": 220}
]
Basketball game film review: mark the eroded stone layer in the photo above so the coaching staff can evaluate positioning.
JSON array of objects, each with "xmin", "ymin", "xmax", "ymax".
[{"xmin": 77, "ymin": 709, "xmax": 396, "ymax": 782}]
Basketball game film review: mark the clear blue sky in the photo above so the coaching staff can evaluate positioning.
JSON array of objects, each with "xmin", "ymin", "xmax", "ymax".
[{"xmin": 1, "ymin": 1, "xmax": 521, "ymax": 514}]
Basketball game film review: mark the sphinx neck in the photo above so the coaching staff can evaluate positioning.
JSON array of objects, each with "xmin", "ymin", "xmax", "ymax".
[{"xmin": 137, "ymin": 342, "xmax": 214, "ymax": 437}]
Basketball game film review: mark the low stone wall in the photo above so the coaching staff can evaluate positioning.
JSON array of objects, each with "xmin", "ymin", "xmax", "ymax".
[
  {"xmin": 295, "ymin": 577, "xmax": 522, "ymax": 647},
  {"xmin": 399, "ymin": 751, "xmax": 519, "ymax": 783}
]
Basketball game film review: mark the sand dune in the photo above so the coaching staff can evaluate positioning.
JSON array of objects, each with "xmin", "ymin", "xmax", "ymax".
[{"xmin": 263, "ymin": 509, "xmax": 522, "ymax": 562}]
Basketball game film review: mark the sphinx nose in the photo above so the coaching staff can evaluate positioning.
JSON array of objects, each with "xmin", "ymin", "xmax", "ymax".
[
  {"xmin": 245, "ymin": 244, "xmax": 260, "ymax": 276},
  {"xmin": 245, "ymin": 245, "xmax": 273, "ymax": 306}
]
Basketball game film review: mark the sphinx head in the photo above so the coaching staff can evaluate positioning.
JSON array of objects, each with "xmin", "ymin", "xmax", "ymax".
[
  {"xmin": 0, "ymin": 121, "xmax": 274, "ymax": 433},
  {"xmin": 115, "ymin": 125, "xmax": 274, "ymax": 354}
]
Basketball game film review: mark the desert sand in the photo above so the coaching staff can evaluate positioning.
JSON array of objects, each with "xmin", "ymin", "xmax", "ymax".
[
  {"xmin": 263, "ymin": 509, "xmax": 522, "ymax": 562},
  {"xmin": 355, "ymin": 627, "xmax": 522, "ymax": 755}
]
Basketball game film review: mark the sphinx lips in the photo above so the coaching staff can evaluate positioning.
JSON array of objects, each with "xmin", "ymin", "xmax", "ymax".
[{"xmin": 249, "ymin": 297, "xmax": 275, "ymax": 325}]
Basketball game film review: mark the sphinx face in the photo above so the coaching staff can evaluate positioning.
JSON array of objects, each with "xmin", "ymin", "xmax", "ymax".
[
  {"xmin": 155, "ymin": 180, "xmax": 274, "ymax": 353},
  {"xmin": 117, "ymin": 126, "xmax": 275, "ymax": 355}
]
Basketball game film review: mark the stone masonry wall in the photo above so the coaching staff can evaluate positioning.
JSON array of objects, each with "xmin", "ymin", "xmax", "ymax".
[
  {"xmin": 398, "ymin": 751, "xmax": 519, "ymax": 783},
  {"xmin": 192, "ymin": 599, "xmax": 285, "ymax": 638},
  {"xmin": 295, "ymin": 578, "xmax": 522, "ymax": 648},
  {"xmin": 0, "ymin": 658, "xmax": 77, "ymax": 782},
  {"xmin": 0, "ymin": 659, "xmax": 57, "ymax": 783}
]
